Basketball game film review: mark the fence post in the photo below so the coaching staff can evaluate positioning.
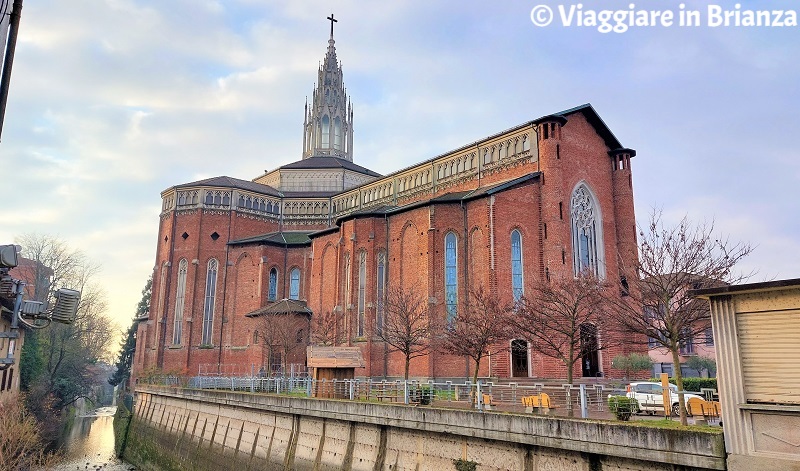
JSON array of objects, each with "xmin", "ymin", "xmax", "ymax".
[
  {"xmin": 477, "ymin": 380, "xmax": 483, "ymax": 412},
  {"xmin": 403, "ymin": 381, "xmax": 409, "ymax": 404},
  {"xmin": 349, "ymin": 379, "xmax": 355, "ymax": 401},
  {"xmin": 306, "ymin": 377, "xmax": 312, "ymax": 398},
  {"xmin": 594, "ymin": 385, "xmax": 604, "ymax": 411},
  {"xmin": 277, "ymin": 377, "xmax": 282, "ymax": 395},
  {"xmin": 563, "ymin": 384, "xmax": 573, "ymax": 413},
  {"xmin": 580, "ymin": 384, "xmax": 588, "ymax": 418}
]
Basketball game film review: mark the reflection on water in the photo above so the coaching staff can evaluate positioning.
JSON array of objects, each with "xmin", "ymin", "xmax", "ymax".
[{"xmin": 51, "ymin": 406, "xmax": 133, "ymax": 471}]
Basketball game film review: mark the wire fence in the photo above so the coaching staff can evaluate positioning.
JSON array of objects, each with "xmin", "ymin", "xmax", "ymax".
[
  {"xmin": 197, "ymin": 363, "xmax": 308, "ymax": 378},
  {"xmin": 138, "ymin": 374, "xmax": 644, "ymax": 419}
]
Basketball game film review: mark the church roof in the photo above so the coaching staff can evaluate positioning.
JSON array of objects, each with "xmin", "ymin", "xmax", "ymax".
[
  {"xmin": 244, "ymin": 299, "xmax": 313, "ymax": 318},
  {"xmin": 281, "ymin": 190, "xmax": 341, "ymax": 198},
  {"xmin": 345, "ymin": 204, "xmax": 396, "ymax": 216},
  {"xmin": 462, "ymin": 172, "xmax": 542, "ymax": 200},
  {"xmin": 277, "ymin": 156, "xmax": 381, "ymax": 177},
  {"xmin": 545, "ymin": 103, "xmax": 624, "ymax": 151},
  {"xmin": 228, "ymin": 231, "xmax": 313, "ymax": 247},
  {"xmin": 378, "ymin": 103, "xmax": 626, "ymax": 182},
  {"xmin": 173, "ymin": 176, "xmax": 282, "ymax": 197}
]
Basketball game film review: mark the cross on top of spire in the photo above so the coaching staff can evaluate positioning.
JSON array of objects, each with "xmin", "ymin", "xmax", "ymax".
[{"xmin": 327, "ymin": 13, "xmax": 337, "ymax": 37}]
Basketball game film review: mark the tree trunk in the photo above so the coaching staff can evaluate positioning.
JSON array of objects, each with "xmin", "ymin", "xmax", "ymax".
[
  {"xmin": 472, "ymin": 356, "xmax": 481, "ymax": 385},
  {"xmin": 470, "ymin": 356, "xmax": 482, "ymax": 407},
  {"xmin": 566, "ymin": 352, "xmax": 574, "ymax": 385},
  {"xmin": 404, "ymin": 355, "xmax": 410, "ymax": 380},
  {"xmin": 670, "ymin": 345, "xmax": 688, "ymax": 425}
]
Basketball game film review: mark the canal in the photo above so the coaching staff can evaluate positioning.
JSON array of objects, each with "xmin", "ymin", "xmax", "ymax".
[{"xmin": 51, "ymin": 405, "xmax": 132, "ymax": 471}]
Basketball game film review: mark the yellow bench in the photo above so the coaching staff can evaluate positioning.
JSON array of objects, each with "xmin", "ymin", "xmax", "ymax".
[
  {"xmin": 686, "ymin": 397, "xmax": 721, "ymax": 422},
  {"xmin": 521, "ymin": 393, "xmax": 554, "ymax": 413},
  {"xmin": 482, "ymin": 394, "xmax": 494, "ymax": 409}
]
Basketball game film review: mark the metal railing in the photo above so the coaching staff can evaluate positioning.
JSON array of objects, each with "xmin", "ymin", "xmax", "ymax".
[{"xmin": 138, "ymin": 375, "xmax": 642, "ymax": 418}]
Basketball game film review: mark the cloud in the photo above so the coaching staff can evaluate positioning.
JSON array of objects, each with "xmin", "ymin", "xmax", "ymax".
[{"xmin": 3, "ymin": 0, "xmax": 798, "ymax": 338}]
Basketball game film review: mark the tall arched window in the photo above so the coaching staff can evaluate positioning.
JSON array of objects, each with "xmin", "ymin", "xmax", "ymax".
[
  {"xmin": 343, "ymin": 253, "xmax": 351, "ymax": 309},
  {"xmin": 444, "ymin": 232, "xmax": 458, "ymax": 322},
  {"xmin": 357, "ymin": 251, "xmax": 366, "ymax": 337},
  {"xmin": 376, "ymin": 251, "xmax": 386, "ymax": 332},
  {"xmin": 334, "ymin": 117, "xmax": 342, "ymax": 150},
  {"xmin": 268, "ymin": 268, "xmax": 278, "ymax": 301},
  {"xmin": 511, "ymin": 230, "xmax": 524, "ymax": 301},
  {"xmin": 289, "ymin": 268, "xmax": 300, "ymax": 300},
  {"xmin": 571, "ymin": 184, "xmax": 604, "ymax": 278},
  {"xmin": 321, "ymin": 115, "xmax": 330, "ymax": 147},
  {"xmin": 173, "ymin": 259, "xmax": 188, "ymax": 345},
  {"xmin": 156, "ymin": 262, "xmax": 168, "ymax": 330},
  {"xmin": 202, "ymin": 259, "xmax": 218, "ymax": 345}
]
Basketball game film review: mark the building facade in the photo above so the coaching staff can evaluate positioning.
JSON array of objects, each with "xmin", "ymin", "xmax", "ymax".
[{"xmin": 133, "ymin": 25, "xmax": 643, "ymax": 381}]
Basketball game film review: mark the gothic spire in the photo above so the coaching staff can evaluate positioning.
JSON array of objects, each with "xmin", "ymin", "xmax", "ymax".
[{"xmin": 302, "ymin": 14, "xmax": 353, "ymax": 161}]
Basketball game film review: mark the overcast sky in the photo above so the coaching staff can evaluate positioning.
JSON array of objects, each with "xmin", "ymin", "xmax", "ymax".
[{"xmin": 2, "ymin": 0, "xmax": 798, "ymax": 336}]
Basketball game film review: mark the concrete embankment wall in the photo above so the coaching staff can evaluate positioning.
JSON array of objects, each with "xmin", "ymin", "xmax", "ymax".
[{"xmin": 127, "ymin": 386, "xmax": 726, "ymax": 471}]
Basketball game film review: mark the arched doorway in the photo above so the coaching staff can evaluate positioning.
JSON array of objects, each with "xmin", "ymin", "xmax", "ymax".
[
  {"xmin": 580, "ymin": 323, "xmax": 600, "ymax": 378},
  {"xmin": 511, "ymin": 339, "xmax": 529, "ymax": 377}
]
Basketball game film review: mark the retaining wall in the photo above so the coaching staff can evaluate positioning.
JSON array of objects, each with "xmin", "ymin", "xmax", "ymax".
[{"xmin": 126, "ymin": 385, "xmax": 726, "ymax": 471}]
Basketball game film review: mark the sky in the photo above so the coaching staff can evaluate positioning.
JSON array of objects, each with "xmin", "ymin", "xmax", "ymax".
[{"xmin": 2, "ymin": 0, "xmax": 799, "ymax": 339}]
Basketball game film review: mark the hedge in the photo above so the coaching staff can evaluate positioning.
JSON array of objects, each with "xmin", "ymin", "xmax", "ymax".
[{"xmin": 649, "ymin": 377, "xmax": 717, "ymax": 392}]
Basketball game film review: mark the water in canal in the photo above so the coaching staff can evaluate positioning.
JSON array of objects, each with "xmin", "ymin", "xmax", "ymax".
[{"xmin": 51, "ymin": 405, "xmax": 133, "ymax": 471}]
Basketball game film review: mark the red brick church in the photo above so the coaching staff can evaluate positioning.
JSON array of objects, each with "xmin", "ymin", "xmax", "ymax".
[{"xmin": 133, "ymin": 21, "xmax": 642, "ymax": 381}]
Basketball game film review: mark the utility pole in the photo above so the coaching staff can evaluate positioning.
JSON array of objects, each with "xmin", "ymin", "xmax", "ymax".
[{"xmin": 0, "ymin": 0, "xmax": 23, "ymax": 142}]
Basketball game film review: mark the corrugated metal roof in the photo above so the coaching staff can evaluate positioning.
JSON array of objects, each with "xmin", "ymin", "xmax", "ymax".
[{"xmin": 307, "ymin": 346, "xmax": 365, "ymax": 368}]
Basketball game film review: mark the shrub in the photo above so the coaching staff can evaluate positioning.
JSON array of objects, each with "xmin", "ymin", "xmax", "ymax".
[
  {"xmin": 612, "ymin": 353, "xmax": 653, "ymax": 379},
  {"xmin": 607, "ymin": 395, "xmax": 639, "ymax": 421},
  {"xmin": 453, "ymin": 458, "xmax": 478, "ymax": 471},
  {"xmin": 0, "ymin": 398, "xmax": 61, "ymax": 469},
  {"xmin": 682, "ymin": 377, "xmax": 717, "ymax": 392},
  {"xmin": 410, "ymin": 386, "xmax": 433, "ymax": 405}
]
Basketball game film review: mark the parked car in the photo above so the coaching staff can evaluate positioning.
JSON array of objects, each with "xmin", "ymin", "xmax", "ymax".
[{"xmin": 626, "ymin": 382, "xmax": 704, "ymax": 416}]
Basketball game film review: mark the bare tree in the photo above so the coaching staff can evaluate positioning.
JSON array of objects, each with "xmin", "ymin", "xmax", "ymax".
[
  {"xmin": 14, "ymin": 233, "xmax": 86, "ymax": 302},
  {"xmin": 439, "ymin": 287, "xmax": 512, "ymax": 386},
  {"xmin": 372, "ymin": 286, "xmax": 439, "ymax": 380},
  {"xmin": 14, "ymin": 234, "xmax": 116, "ymax": 417},
  {"xmin": 310, "ymin": 309, "xmax": 345, "ymax": 346},
  {"xmin": 510, "ymin": 274, "xmax": 614, "ymax": 384},
  {"xmin": 257, "ymin": 313, "xmax": 310, "ymax": 374},
  {"xmin": 607, "ymin": 210, "xmax": 753, "ymax": 424}
]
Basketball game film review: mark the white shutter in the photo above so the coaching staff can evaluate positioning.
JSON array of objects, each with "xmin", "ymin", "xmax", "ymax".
[{"xmin": 738, "ymin": 310, "xmax": 800, "ymax": 404}]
